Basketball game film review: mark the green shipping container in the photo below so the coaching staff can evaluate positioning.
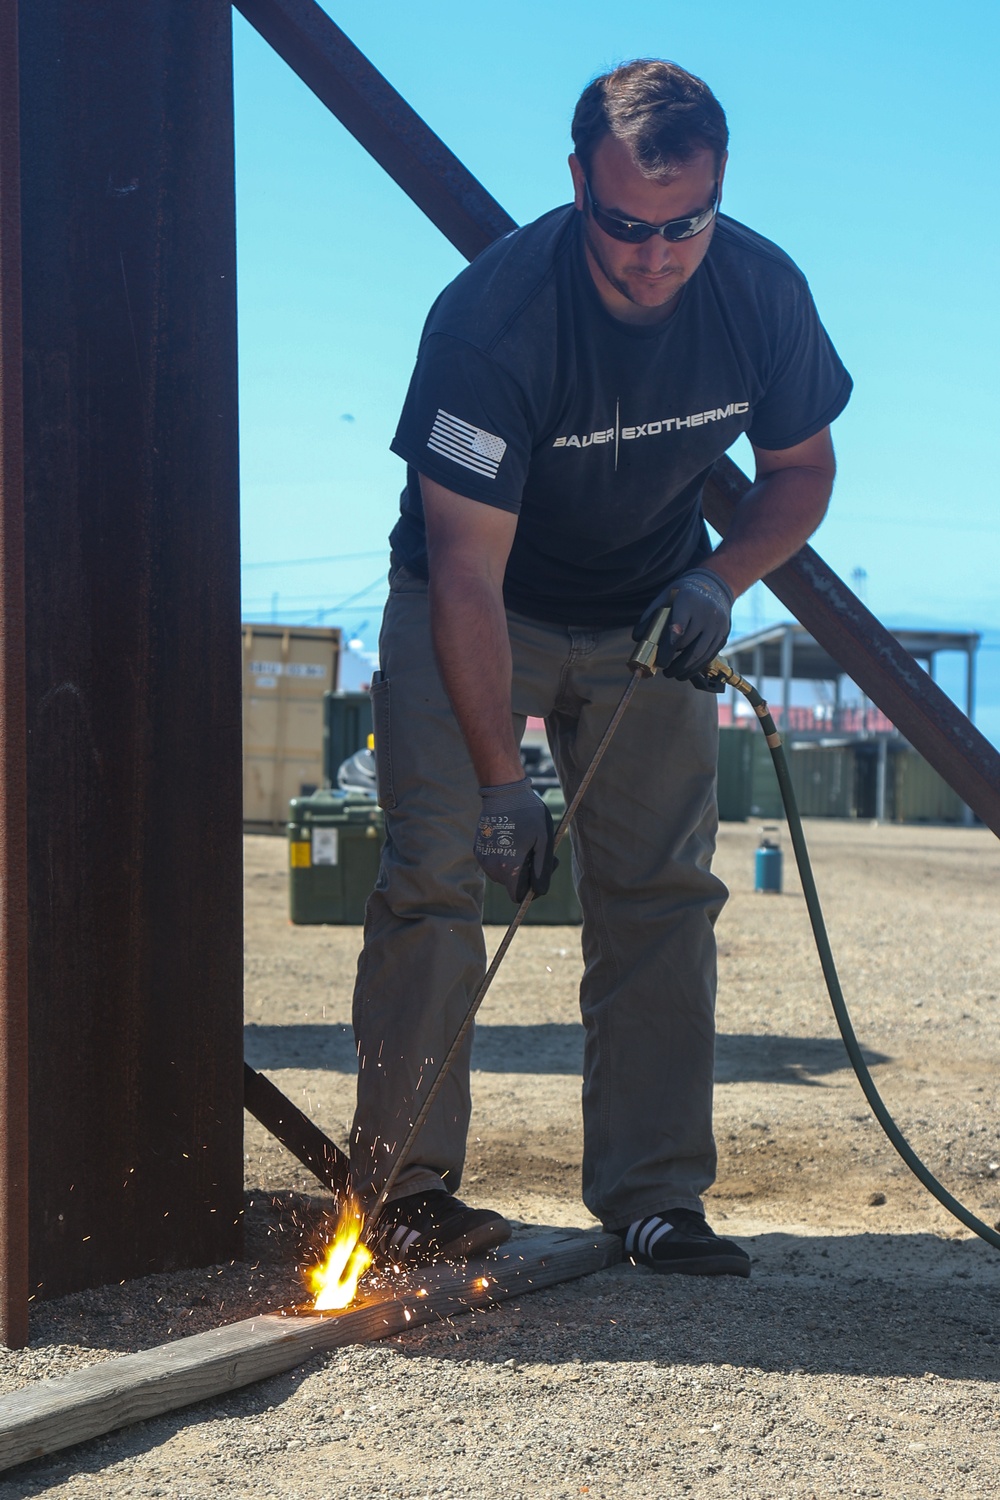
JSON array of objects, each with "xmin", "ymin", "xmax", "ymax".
[
  {"xmin": 322, "ymin": 691, "xmax": 374, "ymax": 786},
  {"xmin": 716, "ymin": 728, "xmax": 753, "ymax": 821},
  {"xmin": 749, "ymin": 731, "xmax": 785, "ymax": 820},
  {"xmin": 750, "ymin": 738, "xmax": 857, "ymax": 820},
  {"xmin": 787, "ymin": 744, "xmax": 855, "ymax": 818},
  {"xmin": 893, "ymin": 747, "xmax": 966, "ymax": 823},
  {"xmin": 288, "ymin": 787, "xmax": 581, "ymax": 926}
]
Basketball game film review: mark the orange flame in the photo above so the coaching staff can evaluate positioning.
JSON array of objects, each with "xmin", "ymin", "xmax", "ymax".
[{"xmin": 306, "ymin": 1198, "xmax": 373, "ymax": 1311}]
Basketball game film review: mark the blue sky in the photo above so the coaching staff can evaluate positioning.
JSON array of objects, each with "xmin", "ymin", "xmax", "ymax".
[{"xmin": 233, "ymin": 0, "xmax": 999, "ymax": 743}]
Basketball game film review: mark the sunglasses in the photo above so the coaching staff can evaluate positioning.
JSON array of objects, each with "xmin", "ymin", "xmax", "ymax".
[{"xmin": 583, "ymin": 178, "xmax": 719, "ymax": 244}]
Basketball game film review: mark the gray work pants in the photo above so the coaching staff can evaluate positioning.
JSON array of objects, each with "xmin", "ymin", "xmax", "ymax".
[{"xmin": 350, "ymin": 565, "xmax": 727, "ymax": 1231}]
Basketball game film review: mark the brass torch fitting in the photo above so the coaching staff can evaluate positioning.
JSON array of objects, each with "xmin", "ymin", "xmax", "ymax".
[
  {"xmin": 627, "ymin": 603, "xmax": 673, "ymax": 677},
  {"xmin": 705, "ymin": 655, "xmax": 751, "ymax": 695}
]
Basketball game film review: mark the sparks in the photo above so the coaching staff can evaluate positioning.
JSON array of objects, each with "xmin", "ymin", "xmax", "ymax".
[{"xmin": 306, "ymin": 1198, "xmax": 373, "ymax": 1311}]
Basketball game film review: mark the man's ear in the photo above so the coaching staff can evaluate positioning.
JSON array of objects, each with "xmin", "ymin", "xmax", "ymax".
[
  {"xmin": 716, "ymin": 149, "xmax": 729, "ymax": 203},
  {"xmin": 568, "ymin": 153, "xmax": 587, "ymax": 211}
]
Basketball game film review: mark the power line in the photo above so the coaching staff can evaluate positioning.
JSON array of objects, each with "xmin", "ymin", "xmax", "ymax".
[
  {"xmin": 240, "ymin": 548, "xmax": 388, "ymax": 571},
  {"xmin": 243, "ymin": 582, "xmax": 389, "ymax": 608},
  {"xmin": 242, "ymin": 575, "xmax": 389, "ymax": 628},
  {"xmin": 242, "ymin": 601, "xmax": 381, "ymax": 616},
  {"xmin": 335, "ymin": 574, "xmax": 388, "ymax": 608},
  {"xmin": 830, "ymin": 514, "xmax": 999, "ymax": 534}
]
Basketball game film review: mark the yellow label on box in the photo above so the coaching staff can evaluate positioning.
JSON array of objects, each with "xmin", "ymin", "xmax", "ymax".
[{"xmin": 289, "ymin": 840, "xmax": 311, "ymax": 868}]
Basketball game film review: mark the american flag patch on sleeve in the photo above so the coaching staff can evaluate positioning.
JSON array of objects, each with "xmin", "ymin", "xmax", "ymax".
[{"xmin": 427, "ymin": 410, "xmax": 507, "ymax": 479}]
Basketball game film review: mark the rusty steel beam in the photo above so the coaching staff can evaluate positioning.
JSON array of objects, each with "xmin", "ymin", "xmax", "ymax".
[
  {"xmin": 243, "ymin": 3, "xmax": 998, "ymax": 836},
  {"xmin": 19, "ymin": 0, "xmax": 244, "ymax": 1297},
  {"xmin": 704, "ymin": 457, "xmax": 1000, "ymax": 836},
  {"xmin": 0, "ymin": 0, "xmax": 29, "ymax": 1349},
  {"xmin": 244, "ymin": 1064, "xmax": 350, "ymax": 1198},
  {"xmin": 233, "ymin": 0, "xmax": 515, "ymax": 261}
]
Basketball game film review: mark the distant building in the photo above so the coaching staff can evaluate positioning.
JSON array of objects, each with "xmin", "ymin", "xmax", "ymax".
[{"xmin": 718, "ymin": 624, "xmax": 980, "ymax": 824}]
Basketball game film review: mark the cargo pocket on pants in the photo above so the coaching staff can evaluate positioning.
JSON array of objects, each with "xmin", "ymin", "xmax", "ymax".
[{"xmin": 370, "ymin": 672, "xmax": 395, "ymax": 810}]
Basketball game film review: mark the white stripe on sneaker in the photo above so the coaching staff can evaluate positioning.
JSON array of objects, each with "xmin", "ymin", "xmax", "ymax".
[
  {"xmin": 637, "ymin": 1220, "xmax": 657, "ymax": 1257},
  {"xmin": 638, "ymin": 1217, "xmax": 674, "ymax": 1256},
  {"xmin": 643, "ymin": 1220, "xmax": 675, "ymax": 1254},
  {"xmin": 625, "ymin": 1214, "xmax": 675, "ymax": 1259},
  {"xmin": 623, "ymin": 1220, "xmax": 642, "ymax": 1256}
]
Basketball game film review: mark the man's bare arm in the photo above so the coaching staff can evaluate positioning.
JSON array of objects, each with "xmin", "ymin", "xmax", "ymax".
[
  {"xmin": 706, "ymin": 426, "xmax": 837, "ymax": 598},
  {"xmin": 421, "ymin": 474, "xmax": 523, "ymax": 787}
]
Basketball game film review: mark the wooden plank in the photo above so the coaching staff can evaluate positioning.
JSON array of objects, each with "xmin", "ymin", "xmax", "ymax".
[{"xmin": 0, "ymin": 1229, "xmax": 621, "ymax": 1472}]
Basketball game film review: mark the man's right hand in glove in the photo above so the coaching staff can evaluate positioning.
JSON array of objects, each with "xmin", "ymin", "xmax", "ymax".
[
  {"xmin": 633, "ymin": 566, "xmax": 734, "ymax": 681},
  {"xmin": 475, "ymin": 776, "xmax": 556, "ymax": 903}
]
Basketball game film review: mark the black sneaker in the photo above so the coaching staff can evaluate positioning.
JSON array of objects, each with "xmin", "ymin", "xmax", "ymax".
[
  {"xmin": 619, "ymin": 1208, "xmax": 751, "ymax": 1278},
  {"xmin": 372, "ymin": 1190, "xmax": 512, "ymax": 1266}
]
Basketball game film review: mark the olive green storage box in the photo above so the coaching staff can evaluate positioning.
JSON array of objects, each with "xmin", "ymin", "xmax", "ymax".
[
  {"xmin": 288, "ymin": 787, "xmax": 582, "ymax": 926},
  {"xmin": 288, "ymin": 790, "xmax": 383, "ymax": 924}
]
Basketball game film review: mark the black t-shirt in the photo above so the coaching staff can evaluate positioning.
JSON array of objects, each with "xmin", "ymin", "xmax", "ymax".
[{"xmin": 390, "ymin": 206, "xmax": 852, "ymax": 626}]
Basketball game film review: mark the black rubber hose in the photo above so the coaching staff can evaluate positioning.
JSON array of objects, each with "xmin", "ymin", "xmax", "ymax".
[{"xmin": 736, "ymin": 675, "xmax": 1000, "ymax": 1252}]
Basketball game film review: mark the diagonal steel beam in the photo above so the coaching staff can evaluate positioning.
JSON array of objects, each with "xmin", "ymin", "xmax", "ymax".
[
  {"xmin": 236, "ymin": 0, "xmax": 1000, "ymax": 837},
  {"xmin": 244, "ymin": 1063, "xmax": 350, "ymax": 1197},
  {"xmin": 233, "ymin": 0, "xmax": 514, "ymax": 259}
]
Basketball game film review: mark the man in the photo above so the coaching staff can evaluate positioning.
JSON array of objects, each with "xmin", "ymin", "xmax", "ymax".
[{"xmin": 351, "ymin": 60, "xmax": 851, "ymax": 1277}]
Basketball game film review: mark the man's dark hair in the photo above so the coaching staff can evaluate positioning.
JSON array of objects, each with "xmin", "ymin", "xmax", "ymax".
[{"xmin": 571, "ymin": 60, "xmax": 729, "ymax": 179}]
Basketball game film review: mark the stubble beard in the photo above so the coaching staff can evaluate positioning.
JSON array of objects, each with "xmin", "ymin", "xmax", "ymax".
[{"xmin": 583, "ymin": 220, "xmax": 683, "ymax": 311}]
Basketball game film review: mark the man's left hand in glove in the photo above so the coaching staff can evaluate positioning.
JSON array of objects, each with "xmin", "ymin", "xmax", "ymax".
[
  {"xmin": 633, "ymin": 566, "xmax": 734, "ymax": 682},
  {"xmin": 474, "ymin": 776, "xmax": 556, "ymax": 903}
]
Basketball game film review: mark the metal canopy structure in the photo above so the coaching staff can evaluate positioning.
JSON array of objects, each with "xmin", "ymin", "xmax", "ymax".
[
  {"xmin": 728, "ymin": 622, "xmax": 980, "ymax": 725},
  {"xmin": 0, "ymin": 0, "xmax": 997, "ymax": 1349}
]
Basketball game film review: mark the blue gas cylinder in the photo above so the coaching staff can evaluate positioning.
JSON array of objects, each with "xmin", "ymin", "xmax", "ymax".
[{"xmin": 755, "ymin": 828, "xmax": 783, "ymax": 893}]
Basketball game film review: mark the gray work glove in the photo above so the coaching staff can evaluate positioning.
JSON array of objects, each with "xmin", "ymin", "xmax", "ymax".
[
  {"xmin": 474, "ymin": 776, "xmax": 556, "ymax": 903},
  {"xmin": 633, "ymin": 567, "xmax": 734, "ymax": 681}
]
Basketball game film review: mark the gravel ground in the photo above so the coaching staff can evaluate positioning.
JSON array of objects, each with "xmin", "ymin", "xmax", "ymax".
[{"xmin": 0, "ymin": 818, "xmax": 997, "ymax": 1498}]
